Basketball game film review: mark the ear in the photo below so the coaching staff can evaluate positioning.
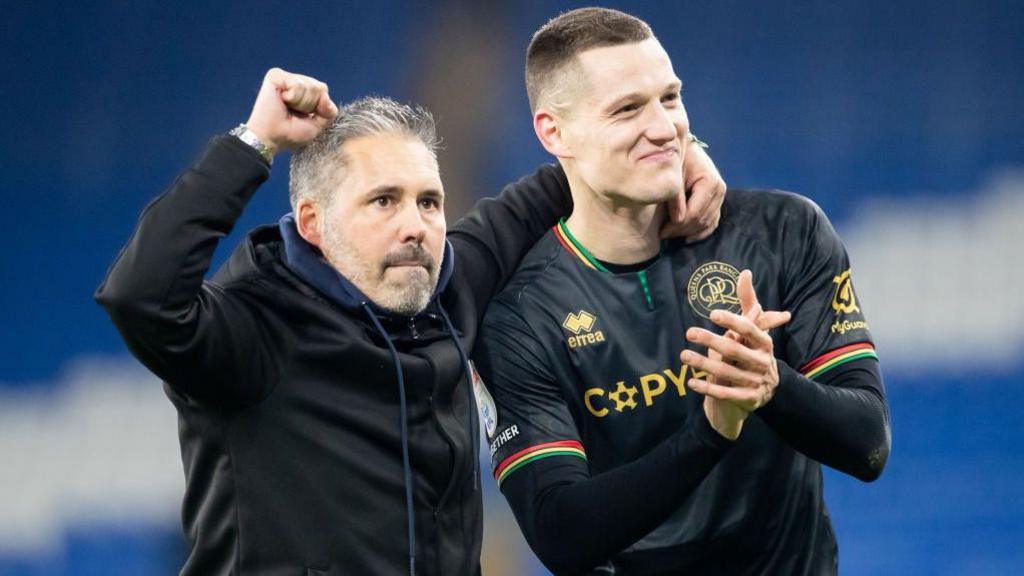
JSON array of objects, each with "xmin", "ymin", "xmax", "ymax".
[
  {"xmin": 533, "ymin": 109, "xmax": 573, "ymax": 159},
  {"xmin": 295, "ymin": 197, "xmax": 324, "ymax": 249}
]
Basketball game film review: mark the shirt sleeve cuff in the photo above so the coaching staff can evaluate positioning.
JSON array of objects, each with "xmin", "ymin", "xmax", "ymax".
[{"xmin": 219, "ymin": 133, "xmax": 273, "ymax": 170}]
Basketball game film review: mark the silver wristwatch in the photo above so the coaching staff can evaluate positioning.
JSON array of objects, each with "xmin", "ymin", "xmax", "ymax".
[{"xmin": 229, "ymin": 124, "xmax": 274, "ymax": 164}]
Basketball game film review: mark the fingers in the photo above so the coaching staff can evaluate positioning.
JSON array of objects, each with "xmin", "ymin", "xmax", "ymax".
[
  {"xmin": 737, "ymin": 269, "xmax": 756, "ymax": 317},
  {"xmin": 688, "ymin": 377, "xmax": 763, "ymax": 407},
  {"xmin": 658, "ymin": 192, "xmax": 688, "ymax": 239},
  {"xmin": 757, "ymin": 310, "xmax": 791, "ymax": 331},
  {"xmin": 683, "ymin": 269, "xmax": 783, "ymax": 414},
  {"xmin": 683, "ymin": 331, "xmax": 769, "ymax": 373},
  {"xmin": 676, "ymin": 175, "xmax": 724, "ymax": 241},
  {"xmin": 707, "ymin": 309, "xmax": 772, "ymax": 349},
  {"xmin": 681, "ymin": 348, "xmax": 763, "ymax": 389},
  {"xmin": 279, "ymin": 75, "xmax": 332, "ymax": 116},
  {"xmin": 659, "ymin": 139, "xmax": 726, "ymax": 240},
  {"xmin": 735, "ymin": 269, "xmax": 791, "ymax": 331},
  {"xmin": 680, "ymin": 139, "xmax": 726, "ymax": 242},
  {"xmin": 263, "ymin": 68, "xmax": 333, "ymax": 118},
  {"xmin": 742, "ymin": 303, "xmax": 763, "ymax": 329},
  {"xmin": 316, "ymin": 90, "xmax": 339, "ymax": 121},
  {"xmin": 685, "ymin": 211, "xmax": 720, "ymax": 243},
  {"xmin": 681, "ymin": 176, "xmax": 715, "ymax": 230}
]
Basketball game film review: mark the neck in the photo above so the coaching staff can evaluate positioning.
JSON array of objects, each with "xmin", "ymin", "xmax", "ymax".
[{"xmin": 563, "ymin": 175, "xmax": 665, "ymax": 265}]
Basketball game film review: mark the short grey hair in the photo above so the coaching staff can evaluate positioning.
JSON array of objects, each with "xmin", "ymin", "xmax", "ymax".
[{"xmin": 289, "ymin": 96, "xmax": 440, "ymax": 210}]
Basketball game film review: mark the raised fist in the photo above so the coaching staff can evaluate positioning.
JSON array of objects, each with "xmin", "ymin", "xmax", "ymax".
[{"xmin": 245, "ymin": 68, "xmax": 339, "ymax": 157}]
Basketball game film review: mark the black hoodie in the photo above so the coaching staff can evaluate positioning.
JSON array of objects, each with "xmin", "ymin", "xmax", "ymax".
[{"xmin": 95, "ymin": 135, "xmax": 571, "ymax": 576}]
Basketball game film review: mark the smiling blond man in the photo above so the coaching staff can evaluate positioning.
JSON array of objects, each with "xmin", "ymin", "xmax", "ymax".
[{"xmin": 473, "ymin": 8, "xmax": 890, "ymax": 575}]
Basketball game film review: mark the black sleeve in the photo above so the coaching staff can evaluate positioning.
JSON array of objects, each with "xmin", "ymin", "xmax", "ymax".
[
  {"xmin": 94, "ymin": 135, "xmax": 279, "ymax": 404},
  {"xmin": 474, "ymin": 300, "xmax": 734, "ymax": 576},
  {"xmin": 757, "ymin": 195, "xmax": 891, "ymax": 480},
  {"xmin": 500, "ymin": 416, "xmax": 732, "ymax": 576},
  {"xmin": 758, "ymin": 357, "xmax": 890, "ymax": 481},
  {"xmin": 447, "ymin": 164, "xmax": 571, "ymax": 320}
]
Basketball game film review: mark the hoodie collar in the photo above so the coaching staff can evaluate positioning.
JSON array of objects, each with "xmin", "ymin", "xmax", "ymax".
[{"xmin": 278, "ymin": 213, "xmax": 454, "ymax": 318}]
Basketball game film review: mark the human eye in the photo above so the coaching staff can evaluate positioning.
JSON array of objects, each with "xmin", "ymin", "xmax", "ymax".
[
  {"xmin": 419, "ymin": 194, "xmax": 442, "ymax": 211},
  {"xmin": 372, "ymin": 195, "xmax": 393, "ymax": 207},
  {"xmin": 614, "ymin": 102, "xmax": 640, "ymax": 115},
  {"xmin": 662, "ymin": 91, "xmax": 680, "ymax": 105}
]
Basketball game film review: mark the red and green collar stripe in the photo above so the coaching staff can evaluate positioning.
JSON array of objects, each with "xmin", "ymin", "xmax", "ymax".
[
  {"xmin": 800, "ymin": 342, "xmax": 877, "ymax": 379},
  {"xmin": 553, "ymin": 219, "xmax": 611, "ymax": 273},
  {"xmin": 494, "ymin": 440, "xmax": 587, "ymax": 486},
  {"xmin": 552, "ymin": 219, "xmax": 656, "ymax": 309}
]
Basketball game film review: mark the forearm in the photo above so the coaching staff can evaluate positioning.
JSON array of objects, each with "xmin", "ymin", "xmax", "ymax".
[
  {"xmin": 96, "ymin": 135, "xmax": 268, "ymax": 323},
  {"xmin": 757, "ymin": 358, "xmax": 891, "ymax": 481},
  {"xmin": 448, "ymin": 164, "xmax": 571, "ymax": 309},
  {"xmin": 501, "ymin": 415, "xmax": 732, "ymax": 575}
]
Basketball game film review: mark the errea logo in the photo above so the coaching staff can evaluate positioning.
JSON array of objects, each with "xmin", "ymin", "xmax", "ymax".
[
  {"xmin": 562, "ymin": 310, "xmax": 605, "ymax": 349},
  {"xmin": 563, "ymin": 310, "xmax": 596, "ymax": 334}
]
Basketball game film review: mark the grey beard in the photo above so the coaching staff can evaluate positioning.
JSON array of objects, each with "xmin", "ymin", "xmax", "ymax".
[
  {"xmin": 320, "ymin": 224, "xmax": 440, "ymax": 316},
  {"xmin": 377, "ymin": 278, "xmax": 434, "ymax": 316}
]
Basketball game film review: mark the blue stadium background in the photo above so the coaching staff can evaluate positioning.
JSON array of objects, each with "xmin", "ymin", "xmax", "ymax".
[{"xmin": 2, "ymin": 1, "xmax": 1022, "ymax": 574}]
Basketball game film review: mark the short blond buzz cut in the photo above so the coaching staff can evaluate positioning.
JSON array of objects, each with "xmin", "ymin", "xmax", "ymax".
[{"xmin": 525, "ymin": 7, "xmax": 654, "ymax": 112}]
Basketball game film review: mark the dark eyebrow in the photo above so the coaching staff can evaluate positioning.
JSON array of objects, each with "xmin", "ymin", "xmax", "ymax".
[
  {"xmin": 368, "ymin": 184, "xmax": 399, "ymax": 195},
  {"xmin": 603, "ymin": 78, "xmax": 684, "ymax": 113},
  {"xmin": 604, "ymin": 91, "xmax": 646, "ymax": 113},
  {"xmin": 363, "ymin": 185, "xmax": 402, "ymax": 200},
  {"xmin": 419, "ymin": 188, "xmax": 444, "ymax": 200},
  {"xmin": 364, "ymin": 185, "xmax": 445, "ymax": 202}
]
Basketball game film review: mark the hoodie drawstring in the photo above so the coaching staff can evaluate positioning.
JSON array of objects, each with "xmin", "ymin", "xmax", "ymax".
[
  {"xmin": 362, "ymin": 302, "xmax": 417, "ymax": 576},
  {"xmin": 360, "ymin": 301, "xmax": 477, "ymax": 576}
]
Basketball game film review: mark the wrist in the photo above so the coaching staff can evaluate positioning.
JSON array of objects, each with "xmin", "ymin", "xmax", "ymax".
[
  {"xmin": 230, "ymin": 123, "xmax": 276, "ymax": 164},
  {"xmin": 703, "ymin": 397, "xmax": 744, "ymax": 440}
]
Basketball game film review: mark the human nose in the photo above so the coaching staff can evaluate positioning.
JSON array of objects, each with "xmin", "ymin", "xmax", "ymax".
[
  {"xmin": 397, "ymin": 201, "xmax": 427, "ymax": 244},
  {"xmin": 644, "ymin": 102, "xmax": 681, "ymax": 144}
]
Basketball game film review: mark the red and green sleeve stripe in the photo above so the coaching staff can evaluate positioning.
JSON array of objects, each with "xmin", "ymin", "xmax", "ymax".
[
  {"xmin": 800, "ymin": 342, "xmax": 878, "ymax": 380},
  {"xmin": 494, "ymin": 440, "xmax": 587, "ymax": 487}
]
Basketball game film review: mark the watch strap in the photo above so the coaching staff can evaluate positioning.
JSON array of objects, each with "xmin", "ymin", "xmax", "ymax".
[{"xmin": 229, "ymin": 123, "xmax": 274, "ymax": 164}]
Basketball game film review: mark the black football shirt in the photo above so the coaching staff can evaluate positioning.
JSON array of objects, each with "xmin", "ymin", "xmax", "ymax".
[{"xmin": 472, "ymin": 190, "xmax": 877, "ymax": 574}]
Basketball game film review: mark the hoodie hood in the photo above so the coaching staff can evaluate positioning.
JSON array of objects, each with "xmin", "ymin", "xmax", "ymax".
[{"xmin": 277, "ymin": 213, "xmax": 455, "ymax": 317}]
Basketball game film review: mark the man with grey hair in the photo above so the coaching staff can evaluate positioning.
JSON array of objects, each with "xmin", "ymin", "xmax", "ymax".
[
  {"xmin": 289, "ymin": 96, "xmax": 446, "ymax": 316},
  {"xmin": 95, "ymin": 67, "xmax": 726, "ymax": 575}
]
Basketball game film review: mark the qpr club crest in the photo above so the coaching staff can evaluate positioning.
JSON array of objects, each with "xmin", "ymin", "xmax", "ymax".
[{"xmin": 687, "ymin": 261, "xmax": 743, "ymax": 319}]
